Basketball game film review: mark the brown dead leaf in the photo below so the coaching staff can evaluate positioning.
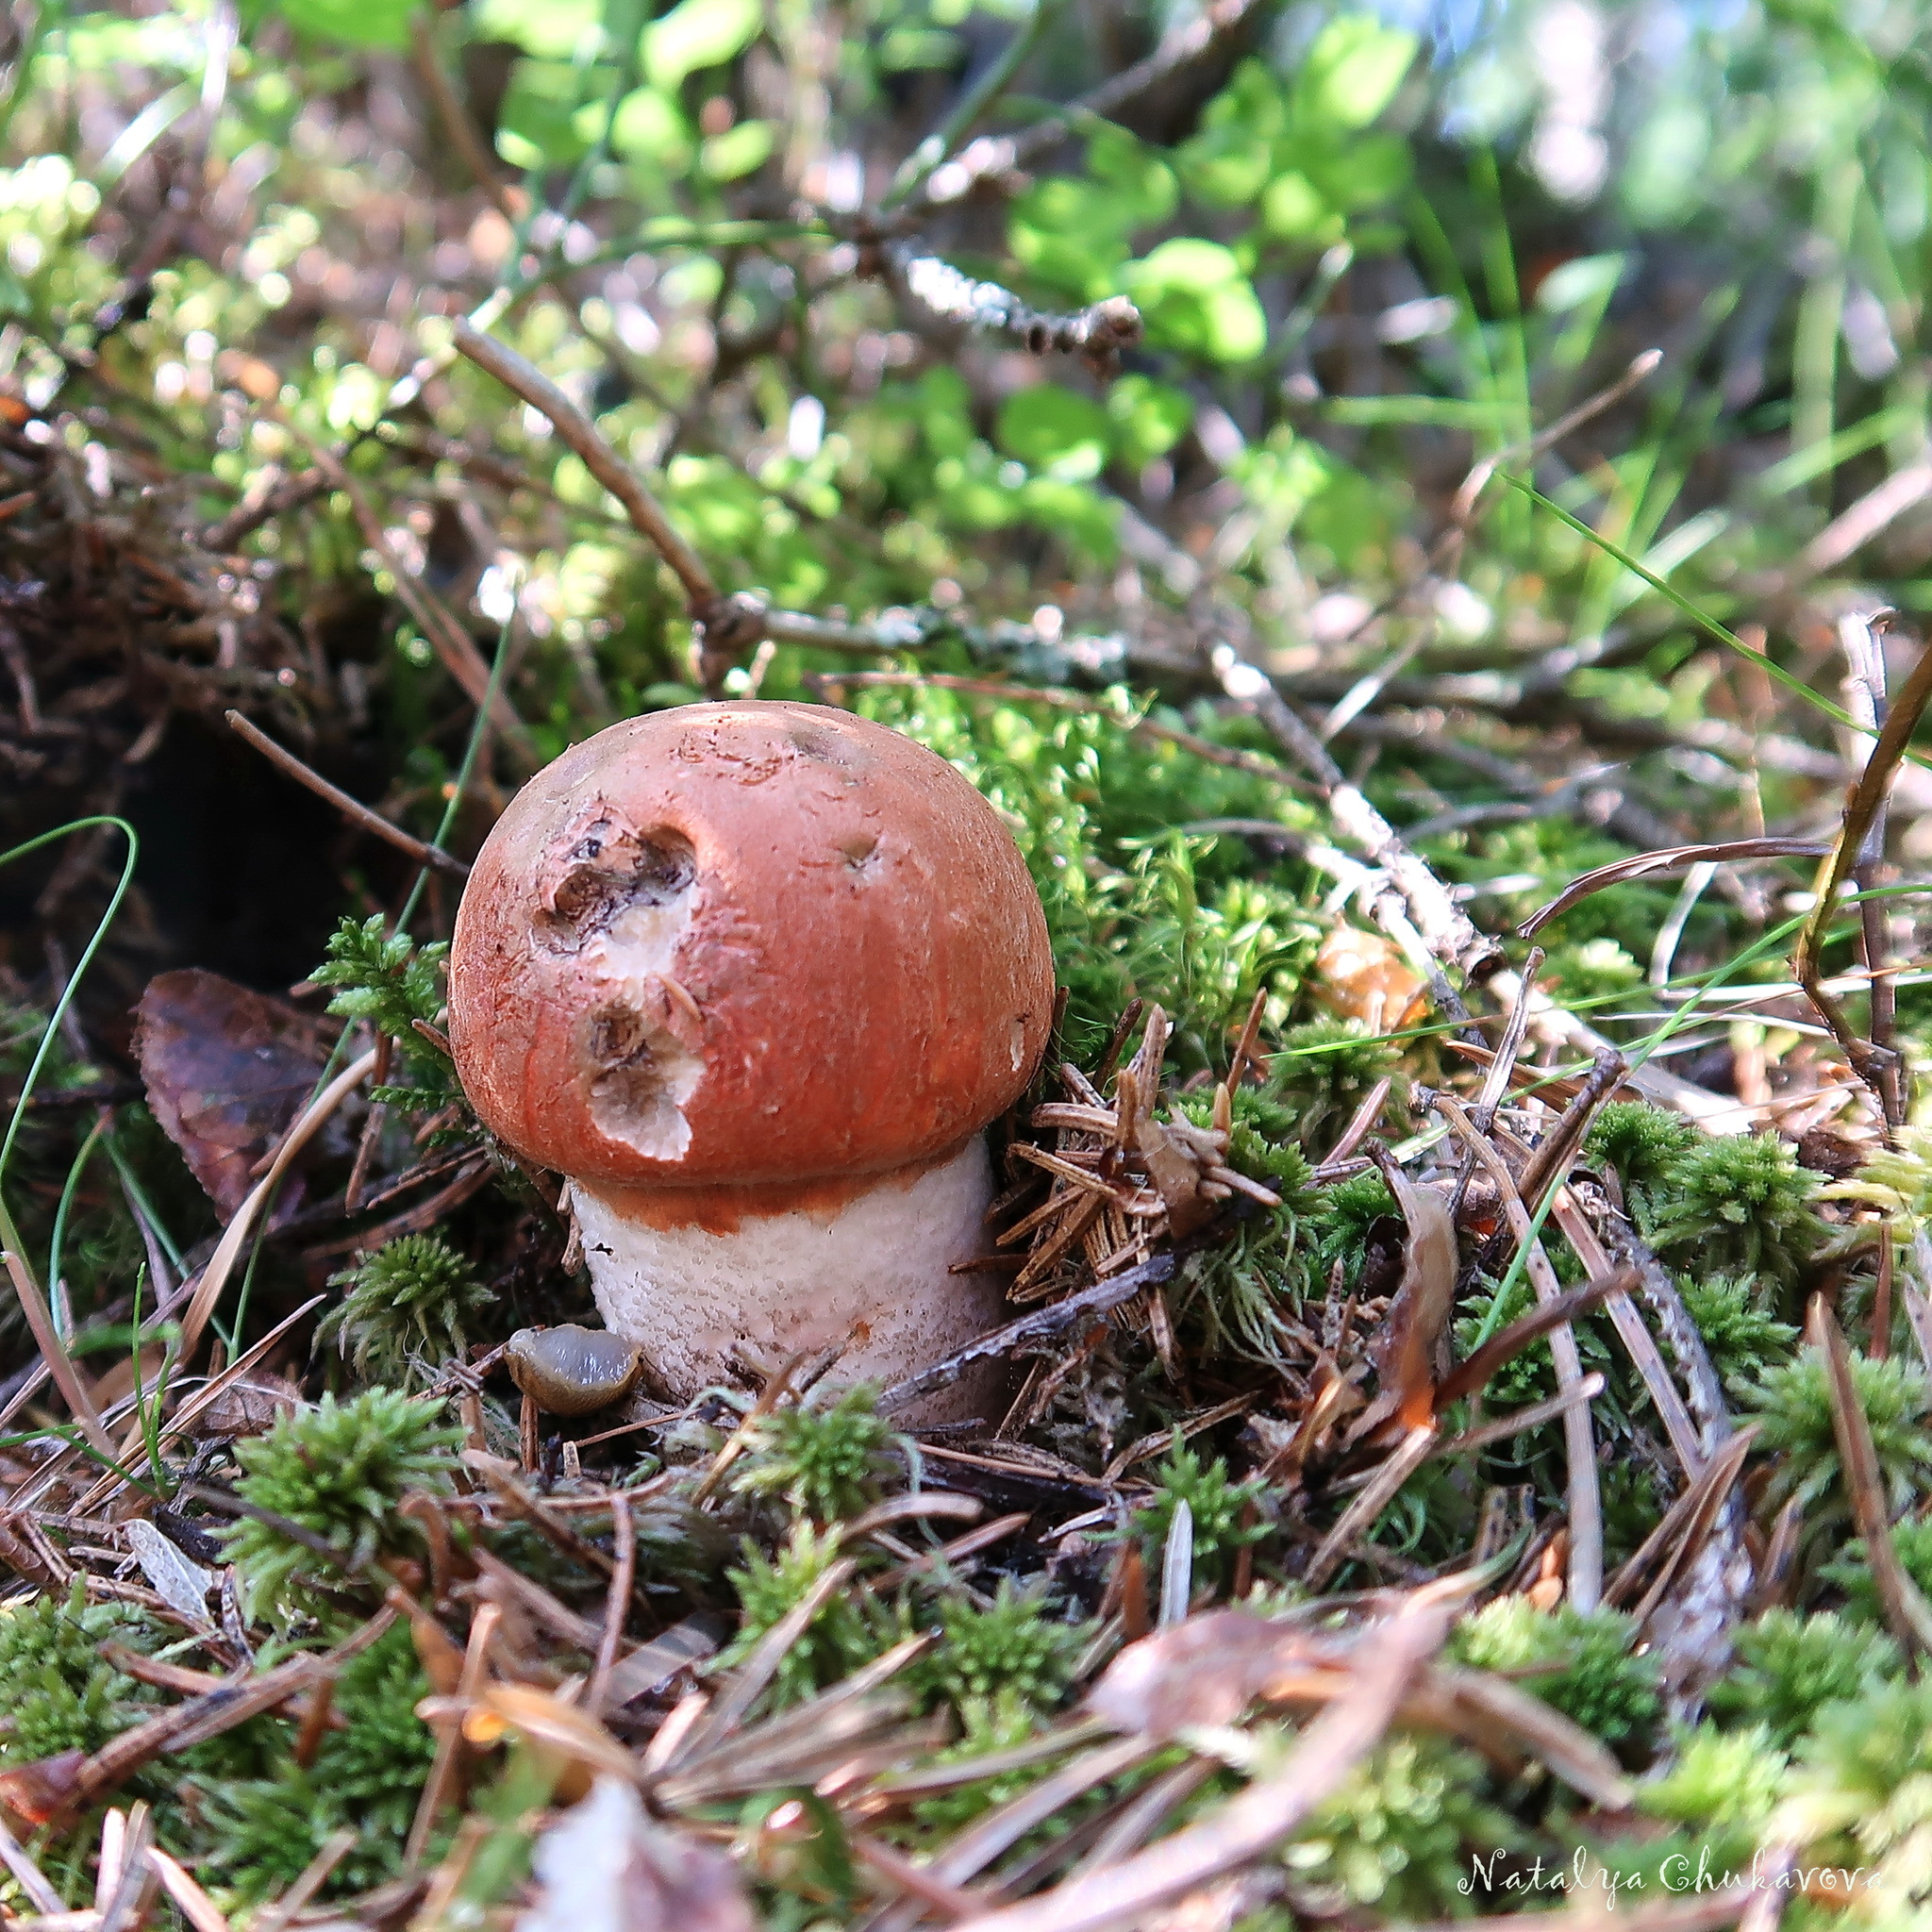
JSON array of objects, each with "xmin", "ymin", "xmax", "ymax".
[
  {"xmin": 520, "ymin": 1777, "xmax": 754, "ymax": 1932},
  {"xmin": 1367, "ymin": 1165, "xmax": 1458, "ymax": 1432},
  {"xmin": 135, "ymin": 971, "xmax": 331, "ymax": 1218},
  {"xmin": 1088, "ymin": 1611, "xmax": 1310, "ymax": 1740},
  {"xmin": 1313, "ymin": 927, "xmax": 1427, "ymax": 1033},
  {"xmin": 0, "ymin": 1750, "xmax": 84, "ymax": 1827},
  {"xmin": 194, "ymin": 1374, "xmax": 301, "ymax": 1441}
]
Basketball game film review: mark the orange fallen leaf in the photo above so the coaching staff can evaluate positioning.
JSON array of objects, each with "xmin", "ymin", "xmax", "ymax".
[{"xmin": 1313, "ymin": 926, "xmax": 1427, "ymax": 1033}]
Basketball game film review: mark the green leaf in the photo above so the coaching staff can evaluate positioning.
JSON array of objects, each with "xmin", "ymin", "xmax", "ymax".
[
  {"xmin": 500, "ymin": 58, "xmax": 600, "ymax": 167},
  {"xmin": 1292, "ymin": 15, "xmax": 1418, "ymax": 133},
  {"xmin": 472, "ymin": 0, "xmax": 600, "ymax": 58},
  {"xmin": 1259, "ymin": 169, "xmax": 1334, "ymax": 242},
  {"xmin": 1320, "ymin": 131, "xmax": 1411, "ymax": 209},
  {"xmin": 1106, "ymin": 375, "xmax": 1192, "ymax": 465},
  {"xmin": 275, "ymin": 0, "xmax": 413, "ymax": 50},
  {"xmin": 645, "ymin": 0, "xmax": 761, "ymax": 91},
  {"xmin": 1123, "ymin": 240, "xmax": 1267, "ymax": 364},
  {"xmin": 701, "ymin": 120, "xmax": 774, "ymax": 181},
  {"xmin": 593, "ymin": 88, "xmax": 693, "ymax": 168},
  {"xmin": 1176, "ymin": 63, "xmax": 1284, "ymax": 208},
  {"xmin": 1085, "ymin": 125, "xmax": 1177, "ymax": 231},
  {"xmin": 997, "ymin": 385, "xmax": 1111, "ymax": 482},
  {"xmin": 1021, "ymin": 477, "xmax": 1119, "ymax": 560}
]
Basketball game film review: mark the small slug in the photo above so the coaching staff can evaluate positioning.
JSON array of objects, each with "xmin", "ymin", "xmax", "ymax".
[{"xmin": 506, "ymin": 1324, "xmax": 643, "ymax": 1416}]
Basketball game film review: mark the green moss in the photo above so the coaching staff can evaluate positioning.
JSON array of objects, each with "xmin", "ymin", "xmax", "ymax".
[
  {"xmin": 906, "ymin": 1692, "xmax": 1054, "ymax": 1837},
  {"xmin": 730, "ymin": 1384, "xmax": 900, "ymax": 1522},
  {"xmin": 1284, "ymin": 1734, "xmax": 1518, "ymax": 1919},
  {"xmin": 225, "ymin": 1388, "xmax": 464, "ymax": 1623},
  {"xmin": 1707, "ymin": 1610, "xmax": 1901, "ymax": 1747},
  {"xmin": 1641, "ymin": 1723, "xmax": 1787, "ymax": 1831},
  {"xmin": 914, "ymin": 1579, "xmax": 1091, "ymax": 1713},
  {"xmin": 1452, "ymin": 1597, "xmax": 1659, "ymax": 1748},
  {"xmin": 1307, "ymin": 1171, "xmax": 1397, "ymax": 1294},
  {"xmin": 196, "ymin": 1624, "xmax": 440, "ymax": 1903},
  {"xmin": 1821, "ymin": 1518, "xmax": 1932, "ymax": 1624},
  {"xmin": 1127, "ymin": 1438, "xmax": 1268, "ymax": 1591},
  {"xmin": 1642, "ymin": 1133, "xmax": 1824, "ymax": 1291},
  {"xmin": 311, "ymin": 914, "xmax": 448, "ymax": 1058},
  {"xmin": 717, "ymin": 1523, "xmax": 884, "ymax": 1707},
  {"xmin": 0, "ymin": 1580, "xmax": 155, "ymax": 1767},
  {"xmin": 316, "ymin": 1234, "xmax": 494, "ymax": 1389},
  {"xmin": 1587, "ymin": 1102, "xmax": 1704, "ymax": 1219},
  {"xmin": 1676, "ymin": 1274, "xmax": 1797, "ymax": 1387},
  {"xmin": 1590, "ymin": 1108, "xmax": 1824, "ymax": 1293},
  {"xmin": 1734, "ymin": 1346, "xmax": 1932, "ymax": 1519},
  {"xmin": 1171, "ymin": 1087, "xmax": 1315, "ymax": 1362},
  {"xmin": 1789, "ymin": 1676, "xmax": 1932, "ymax": 1828},
  {"xmin": 1270, "ymin": 1017, "xmax": 1400, "ymax": 1150},
  {"xmin": 1585, "ymin": 1724, "xmax": 1787, "ymax": 1904}
]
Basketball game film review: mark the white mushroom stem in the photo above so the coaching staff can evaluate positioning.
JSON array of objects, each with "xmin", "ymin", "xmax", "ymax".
[{"xmin": 566, "ymin": 1138, "xmax": 1009, "ymax": 1424}]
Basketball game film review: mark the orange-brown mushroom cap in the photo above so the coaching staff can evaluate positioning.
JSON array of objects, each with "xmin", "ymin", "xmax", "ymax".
[{"xmin": 447, "ymin": 701, "xmax": 1056, "ymax": 1196}]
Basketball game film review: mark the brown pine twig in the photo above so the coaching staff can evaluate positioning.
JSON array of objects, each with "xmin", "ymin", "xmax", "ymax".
[
  {"xmin": 1440, "ymin": 1096, "xmax": 1604, "ymax": 1610},
  {"xmin": 947, "ymin": 1585, "xmax": 1458, "ymax": 1932},
  {"xmin": 590, "ymin": 1491, "xmax": 635, "ymax": 1716},
  {"xmin": 1808, "ymin": 1294, "xmax": 1932, "ymax": 1653},
  {"xmin": 225, "ymin": 711, "xmax": 470, "ymax": 878}
]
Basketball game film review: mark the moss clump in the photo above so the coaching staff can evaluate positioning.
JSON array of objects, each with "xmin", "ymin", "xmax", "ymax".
[
  {"xmin": 1821, "ymin": 1518, "xmax": 1932, "ymax": 1625},
  {"xmin": 1451, "ymin": 1597, "xmax": 1659, "ymax": 1749},
  {"xmin": 196, "ymin": 1624, "xmax": 440, "ymax": 1903},
  {"xmin": 317, "ymin": 1234, "xmax": 493, "ymax": 1389},
  {"xmin": 1590, "ymin": 1106, "xmax": 1824, "ymax": 1292},
  {"xmin": 1674, "ymin": 1274, "xmax": 1796, "ymax": 1387},
  {"xmin": 1586, "ymin": 1101, "xmax": 1703, "ymax": 1215},
  {"xmin": 311, "ymin": 914, "xmax": 456, "ymax": 1110},
  {"xmin": 1584, "ymin": 1724, "xmax": 1788, "ymax": 1902},
  {"xmin": 1642, "ymin": 1132, "xmax": 1823, "ymax": 1291},
  {"xmin": 717, "ymin": 1523, "xmax": 883, "ymax": 1707},
  {"xmin": 730, "ymin": 1384, "xmax": 900, "ymax": 1522},
  {"xmin": 1127, "ymin": 1438, "xmax": 1268, "ymax": 1591},
  {"xmin": 1284, "ymin": 1735, "xmax": 1517, "ymax": 1919},
  {"xmin": 225, "ymin": 1388, "xmax": 464, "ymax": 1623},
  {"xmin": 915, "ymin": 1580, "xmax": 1091, "ymax": 1713},
  {"xmin": 1307, "ymin": 1170, "xmax": 1397, "ymax": 1294},
  {"xmin": 1706, "ymin": 1610, "xmax": 1901, "ymax": 1747},
  {"xmin": 906, "ymin": 1694, "xmax": 1052, "ymax": 1837},
  {"xmin": 1734, "ymin": 1346, "xmax": 1932, "ymax": 1519},
  {"xmin": 1270, "ymin": 1017, "xmax": 1400, "ymax": 1149},
  {"xmin": 1781, "ymin": 1676, "xmax": 1932, "ymax": 1905},
  {"xmin": 0, "ymin": 1579, "xmax": 155, "ymax": 1767}
]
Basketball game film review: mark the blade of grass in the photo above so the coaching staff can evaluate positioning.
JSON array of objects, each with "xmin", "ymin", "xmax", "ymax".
[
  {"xmin": 0, "ymin": 818, "xmax": 139, "ymax": 1192},
  {"xmin": 1497, "ymin": 470, "xmax": 1926, "ymax": 762},
  {"xmin": 45, "ymin": 1109, "xmax": 111, "ymax": 1337}
]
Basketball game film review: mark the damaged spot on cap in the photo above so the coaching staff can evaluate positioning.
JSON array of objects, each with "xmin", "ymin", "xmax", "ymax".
[
  {"xmin": 537, "ymin": 816, "xmax": 695, "ymax": 953},
  {"xmin": 837, "ymin": 830, "xmax": 881, "ymax": 872},
  {"xmin": 584, "ymin": 1000, "xmax": 703, "ymax": 1160}
]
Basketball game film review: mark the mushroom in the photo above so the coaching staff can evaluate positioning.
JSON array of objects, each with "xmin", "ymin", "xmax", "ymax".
[
  {"xmin": 507, "ymin": 1325, "xmax": 644, "ymax": 1417},
  {"xmin": 447, "ymin": 701, "xmax": 1056, "ymax": 1422}
]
